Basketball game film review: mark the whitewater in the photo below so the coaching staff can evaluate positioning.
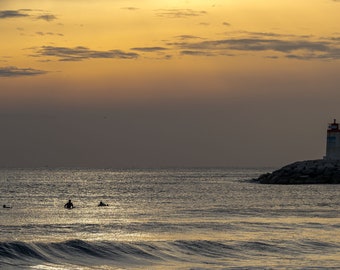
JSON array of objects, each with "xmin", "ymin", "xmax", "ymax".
[{"xmin": 0, "ymin": 168, "xmax": 339, "ymax": 269}]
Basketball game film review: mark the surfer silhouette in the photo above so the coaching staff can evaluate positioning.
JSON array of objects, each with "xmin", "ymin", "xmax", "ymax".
[
  {"xmin": 64, "ymin": 200, "xmax": 74, "ymax": 209},
  {"xmin": 98, "ymin": 201, "xmax": 108, "ymax": 207},
  {"xmin": 3, "ymin": 204, "xmax": 11, "ymax": 208}
]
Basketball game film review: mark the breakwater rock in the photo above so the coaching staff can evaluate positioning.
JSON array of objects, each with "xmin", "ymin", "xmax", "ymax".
[{"xmin": 255, "ymin": 159, "xmax": 340, "ymax": 184}]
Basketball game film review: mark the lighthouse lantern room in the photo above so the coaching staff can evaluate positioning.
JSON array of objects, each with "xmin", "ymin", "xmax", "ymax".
[{"xmin": 325, "ymin": 119, "xmax": 340, "ymax": 160}]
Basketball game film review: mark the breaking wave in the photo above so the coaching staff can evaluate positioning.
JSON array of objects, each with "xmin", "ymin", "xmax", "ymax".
[{"xmin": 1, "ymin": 239, "xmax": 339, "ymax": 269}]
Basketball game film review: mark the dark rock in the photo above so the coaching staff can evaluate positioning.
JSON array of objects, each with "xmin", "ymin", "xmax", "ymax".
[{"xmin": 254, "ymin": 159, "xmax": 340, "ymax": 184}]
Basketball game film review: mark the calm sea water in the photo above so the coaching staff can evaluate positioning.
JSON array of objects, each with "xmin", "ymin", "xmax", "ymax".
[{"xmin": 0, "ymin": 168, "xmax": 339, "ymax": 269}]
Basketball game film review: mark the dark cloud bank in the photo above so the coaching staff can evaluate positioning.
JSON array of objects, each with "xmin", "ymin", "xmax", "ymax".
[
  {"xmin": 29, "ymin": 32, "xmax": 340, "ymax": 63},
  {"xmin": 33, "ymin": 46, "xmax": 139, "ymax": 61},
  {"xmin": 0, "ymin": 10, "xmax": 29, "ymax": 19},
  {"xmin": 0, "ymin": 66, "xmax": 47, "ymax": 77},
  {"xmin": 0, "ymin": 9, "xmax": 57, "ymax": 21},
  {"xmin": 170, "ymin": 32, "xmax": 340, "ymax": 60},
  {"xmin": 0, "ymin": 94, "xmax": 331, "ymax": 168}
]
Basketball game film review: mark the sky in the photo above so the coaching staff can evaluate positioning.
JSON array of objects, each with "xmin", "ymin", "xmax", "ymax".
[{"xmin": 1, "ymin": 0, "xmax": 340, "ymax": 168}]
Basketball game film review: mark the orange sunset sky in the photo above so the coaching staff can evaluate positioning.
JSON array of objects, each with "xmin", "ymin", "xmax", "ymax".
[{"xmin": 1, "ymin": 0, "xmax": 340, "ymax": 168}]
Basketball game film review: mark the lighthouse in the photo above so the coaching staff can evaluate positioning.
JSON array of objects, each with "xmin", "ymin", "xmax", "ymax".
[{"xmin": 325, "ymin": 119, "xmax": 340, "ymax": 160}]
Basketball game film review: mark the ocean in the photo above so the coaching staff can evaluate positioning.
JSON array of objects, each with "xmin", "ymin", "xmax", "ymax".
[{"xmin": 0, "ymin": 168, "xmax": 339, "ymax": 269}]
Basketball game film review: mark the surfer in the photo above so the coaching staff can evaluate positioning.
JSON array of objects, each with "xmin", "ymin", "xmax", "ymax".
[
  {"xmin": 64, "ymin": 199, "xmax": 74, "ymax": 209},
  {"xmin": 3, "ymin": 204, "xmax": 11, "ymax": 208},
  {"xmin": 98, "ymin": 201, "xmax": 108, "ymax": 207}
]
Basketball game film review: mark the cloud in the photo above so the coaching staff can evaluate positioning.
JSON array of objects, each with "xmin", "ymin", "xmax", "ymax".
[
  {"xmin": 36, "ymin": 32, "xmax": 63, "ymax": 36},
  {"xmin": 175, "ymin": 35, "xmax": 203, "ymax": 40},
  {"xmin": 180, "ymin": 50, "xmax": 214, "ymax": 56},
  {"xmin": 222, "ymin": 22, "xmax": 231, "ymax": 26},
  {"xmin": 286, "ymin": 49, "xmax": 340, "ymax": 60},
  {"xmin": 131, "ymin": 47, "xmax": 168, "ymax": 52},
  {"xmin": 0, "ymin": 10, "xmax": 29, "ymax": 19},
  {"xmin": 0, "ymin": 66, "xmax": 48, "ymax": 77},
  {"xmin": 179, "ymin": 38, "xmax": 328, "ymax": 53},
  {"xmin": 238, "ymin": 31, "xmax": 298, "ymax": 38},
  {"xmin": 156, "ymin": 9, "xmax": 207, "ymax": 18},
  {"xmin": 36, "ymin": 14, "xmax": 57, "ymax": 21},
  {"xmin": 169, "ymin": 32, "xmax": 340, "ymax": 60},
  {"xmin": 121, "ymin": 7, "xmax": 139, "ymax": 11},
  {"xmin": 33, "ymin": 46, "xmax": 139, "ymax": 61},
  {"xmin": 0, "ymin": 9, "xmax": 57, "ymax": 22}
]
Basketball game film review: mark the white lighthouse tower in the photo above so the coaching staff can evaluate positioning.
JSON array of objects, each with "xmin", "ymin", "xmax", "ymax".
[{"xmin": 325, "ymin": 119, "xmax": 340, "ymax": 160}]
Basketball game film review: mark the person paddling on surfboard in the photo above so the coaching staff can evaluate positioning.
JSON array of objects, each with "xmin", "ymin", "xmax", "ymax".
[
  {"xmin": 98, "ymin": 201, "xmax": 108, "ymax": 207},
  {"xmin": 64, "ymin": 199, "xmax": 74, "ymax": 209}
]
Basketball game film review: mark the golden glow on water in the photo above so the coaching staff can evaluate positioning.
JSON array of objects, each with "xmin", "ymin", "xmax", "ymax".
[{"xmin": 1, "ymin": 168, "xmax": 340, "ymax": 269}]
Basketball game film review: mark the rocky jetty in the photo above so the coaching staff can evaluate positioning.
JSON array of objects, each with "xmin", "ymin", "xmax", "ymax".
[{"xmin": 255, "ymin": 159, "xmax": 340, "ymax": 184}]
